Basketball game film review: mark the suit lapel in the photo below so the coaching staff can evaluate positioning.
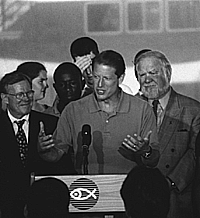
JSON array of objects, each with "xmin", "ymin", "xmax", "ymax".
[
  {"xmin": 158, "ymin": 89, "xmax": 182, "ymax": 153},
  {"xmin": 1, "ymin": 112, "xmax": 25, "ymax": 166}
]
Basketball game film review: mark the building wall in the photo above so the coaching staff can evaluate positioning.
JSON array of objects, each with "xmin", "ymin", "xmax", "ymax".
[{"xmin": 0, "ymin": 1, "xmax": 200, "ymax": 105}]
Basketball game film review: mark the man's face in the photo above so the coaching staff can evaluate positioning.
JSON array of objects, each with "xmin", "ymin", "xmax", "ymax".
[
  {"xmin": 4, "ymin": 80, "xmax": 33, "ymax": 119},
  {"xmin": 137, "ymin": 57, "xmax": 171, "ymax": 99},
  {"xmin": 32, "ymin": 70, "xmax": 48, "ymax": 101},
  {"xmin": 93, "ymin": 63, "xmax": 121, "ymax": 102},
  {"xmin": 54, "ymin": 72, "xmax": 82, "ymax": 105}
]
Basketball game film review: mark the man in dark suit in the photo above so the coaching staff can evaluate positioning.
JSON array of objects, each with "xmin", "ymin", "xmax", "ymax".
[
  {"xmin": 125, "ymin": 50, "xmax": 200, "ymax": 218},
  {"xmin": 0, "ymin": 71, "xmax": 75, "ymax": 218},
  {"xmin": 193, "ymin": 133, "xmax": 200, "ymax": 218}
]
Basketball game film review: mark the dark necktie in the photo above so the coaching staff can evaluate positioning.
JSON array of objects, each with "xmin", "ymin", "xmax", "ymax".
[
  {"xmin": 15, "ymin": 119, "xmax": 28, "ymax": 167},
  {"xmin": 152, "ymin": 100, "xmax": 159, "ymax": 120}
]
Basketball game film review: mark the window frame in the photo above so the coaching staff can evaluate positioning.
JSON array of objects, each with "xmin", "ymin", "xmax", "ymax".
[
  {"xmin": 84, "ymin": 1, "xmax": 123, "ymax": 35},
  {"xmin": 165, "ymin": 0, "xmax": 200, "ymax": 33},
  {"xmin": 125, "ymin": 0, "xmax": 164, "ymax": 34}
]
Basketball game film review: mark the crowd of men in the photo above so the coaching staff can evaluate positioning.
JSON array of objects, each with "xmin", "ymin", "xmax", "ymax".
[{"xmin": 0, "ymin": 37, "xmax": 200, "ymax": 218}]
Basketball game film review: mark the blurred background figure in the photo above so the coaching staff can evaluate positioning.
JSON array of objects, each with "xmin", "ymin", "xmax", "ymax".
[
  {"xmin": 45, "ymin": 62, "xmax": 84, "ymax": 116},
  {"xmin": 17, "ymin": 61, "xmax": 49, "ymax": 112},
  {"xmin": 120, "ymin": 166, "xmax": 170, "ymax": 218},
  {"xmin": 70, "ymin": 36, "xmax": 133, "ymax": 97},
  {"xmin": 25, "ymin": 177, "xmax": 70, "ymax": 218},
  {"xmin": 70, "ymin": 36, "xmax": 99, "ymax": 97}
]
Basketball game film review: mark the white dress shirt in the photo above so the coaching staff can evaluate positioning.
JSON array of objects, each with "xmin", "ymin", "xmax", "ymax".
[{"xmin": 7, "ymin": 109, "xmax": 30, "ymax": 142}]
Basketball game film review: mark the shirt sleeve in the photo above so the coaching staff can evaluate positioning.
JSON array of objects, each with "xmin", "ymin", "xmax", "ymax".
[
  {"xmin": 141, "ymin": 103, "xmax": 160, "ymax": 167},
  {"xmin": 53, "ymin": 106, "xmax": 73, "ymax": 153}
]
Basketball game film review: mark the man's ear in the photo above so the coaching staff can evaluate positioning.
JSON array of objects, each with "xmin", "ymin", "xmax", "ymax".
[
  {"xmin": 118, "ymin": 73, "xmax": 125, "ymax": 84},
  {"xmin": 1, "ymin": 93, "xmax": 8, "ymax": 105}
]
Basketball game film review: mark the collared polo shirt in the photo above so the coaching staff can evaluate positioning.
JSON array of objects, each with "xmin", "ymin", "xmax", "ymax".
[
  {"xmin": 54, "ymin": 91, "xmax": 158, "ymax": 174},
  {"xmin": 44, "ymin": 95, "xmax": 61, "ymax": 117}
]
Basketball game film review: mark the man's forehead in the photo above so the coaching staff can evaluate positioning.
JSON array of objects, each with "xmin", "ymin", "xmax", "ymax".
[
  {"xmin": 38, "ymin": 70, "xmax": 47, "ymax": 79},
  {"xmin": 138, "ymin": 56, "xmax": 162, "ymax": 68},
  {"xmin": 93, "ymin": 63, "xmax": 116, "ymax": 73},
  {"xmin": 59, "ymin": 72, "xmax": 79, "ymax": 81},
  {"xmin": 7, "ymin": 80, "xmax": 30, "ymax": 91}
]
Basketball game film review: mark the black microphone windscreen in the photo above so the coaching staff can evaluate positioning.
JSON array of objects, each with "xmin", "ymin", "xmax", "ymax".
[{"xmin": 82, "ymin": 124, "xmax": 91, "ymax": 146}]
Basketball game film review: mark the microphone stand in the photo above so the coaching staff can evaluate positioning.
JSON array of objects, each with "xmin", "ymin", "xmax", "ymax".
[
  {"xmin": 82, "ymin": 124, "xmax": 91, "ymax": 175},
  {"xmin": 82, "ymin": 145, "xmax": 89, "ymax": 175}
]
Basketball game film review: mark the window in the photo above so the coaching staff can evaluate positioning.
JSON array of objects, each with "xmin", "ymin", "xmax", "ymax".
[
  {"xmin": 166, "ymin": 0, "xmax": 200, "ymax": 32},
  {"xmin": 125, "ymin": 0, "xmax": 163, "ymax": 33},
  {"xmin": 84, "ymin": 1, "xmax": 122, "ymax": 35}
]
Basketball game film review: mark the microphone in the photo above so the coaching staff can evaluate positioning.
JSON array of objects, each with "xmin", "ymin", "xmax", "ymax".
[
  {"xmin": 82, "ymin": 124, "xmax": 91, "ymax": 150},
  {"xmin": 82, "ymin": 124, "xmax": 91, "ymax": 175}
]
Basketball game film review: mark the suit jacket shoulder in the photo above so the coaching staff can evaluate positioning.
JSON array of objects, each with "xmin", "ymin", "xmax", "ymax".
[
  {"xmin": 171, "ymin": 88, "xmax": 200, "ymax": 109},
  {"xmin": 29, "ymin": 110, "xmax": 76, "ymax": 176},
  {"xmin": 29, "ymin": 110, "xmax": 58, "ymax": 135}
]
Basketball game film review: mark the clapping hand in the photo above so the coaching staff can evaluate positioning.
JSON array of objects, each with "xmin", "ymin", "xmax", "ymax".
[
  {"xmin": 118, "ymin": 131, "xmax": 152, "ymax": 162},
  {"xmin": 122, "ymin": 130, "xmax": 152, "ymax": 155},
  {"xmin": 38, "ymin": 121, "xmax": 55, "ymax": 153}
]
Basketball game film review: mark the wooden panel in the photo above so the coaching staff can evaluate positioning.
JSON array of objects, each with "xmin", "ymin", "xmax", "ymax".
[{"xmin": 34, "ymin": 174, "xmax": 126, "ymax": 213}]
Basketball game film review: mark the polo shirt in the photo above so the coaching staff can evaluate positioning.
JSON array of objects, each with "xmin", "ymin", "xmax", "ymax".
[
  {"xmin": 44, "ymin": 95, "xmax": 61, "ymax": 117},
  {"xmin": 54, "ymin": 91, "xmax": 158, "ymax": 174}
]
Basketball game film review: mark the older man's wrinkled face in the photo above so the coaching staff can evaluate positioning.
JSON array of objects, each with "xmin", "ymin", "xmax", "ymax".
[
  {"xmin": 4, "ymin": 80, "xmax": 33, "ymax": 119},
  {"xmin": 136, "ymin": 57, "xmax": 171, "ymax": 99}
]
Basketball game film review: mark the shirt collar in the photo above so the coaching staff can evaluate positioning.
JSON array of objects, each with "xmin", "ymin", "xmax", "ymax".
[
  {"xmin": 89, "ymin": 89, "xmax": 129, "ymax": 113},
  {"xmin": 149, "ymin": 87, "xmax": 171, "ymax": 110},
  {"xmin": 158, "ymin": 88, "xmax": 171, "ymax": 110},
  {"xmin": 7, "ymin": 109, "xmax": 30, "ymax": 124}
]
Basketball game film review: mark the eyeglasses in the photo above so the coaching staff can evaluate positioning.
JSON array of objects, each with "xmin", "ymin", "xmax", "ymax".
[{"xmin": 7, "ymin": 90, "xmax": 34, "ymax": 100}]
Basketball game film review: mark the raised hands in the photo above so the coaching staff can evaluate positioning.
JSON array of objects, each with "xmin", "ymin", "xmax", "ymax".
[
  {"xmin": 121, "ymin": 130, "xmax": 152, "ymax": 156},
  {"xmin": 74, "ymin": 55, "xmax": 92, "ymax": 74},
  {"xmin": 38, "ymin": 121, "xmax": 55, "ymax": 153}
]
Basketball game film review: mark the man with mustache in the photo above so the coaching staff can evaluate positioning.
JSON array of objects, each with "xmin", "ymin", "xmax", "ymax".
[{"xmin": 133, "ymin": 50, "xmax": 200, "ymax": 218}]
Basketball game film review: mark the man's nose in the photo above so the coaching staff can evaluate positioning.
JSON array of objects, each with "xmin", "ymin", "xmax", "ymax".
[
  {"xmin": 22, "ymin": 94, "xmax": 31, "ymax": 101},
  {"xmin": 45, "ymin": 81, "xmax": 49, "ymax": 89},
  {"xmin": 98, "ymin": 78, "xmax": 104, "ymax": 87},
  {"xmin": 64, "ymin": 82, "xmax": 73, "ymax": 91},
  {"xmin": 144, "ymin": 74, "xmax": 153, "ymax": 83}
]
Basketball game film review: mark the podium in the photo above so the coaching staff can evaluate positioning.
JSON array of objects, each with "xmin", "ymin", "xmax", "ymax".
[{"xmin": 33, "ymin": 174, "xmax": 126, "ymax": 213}]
